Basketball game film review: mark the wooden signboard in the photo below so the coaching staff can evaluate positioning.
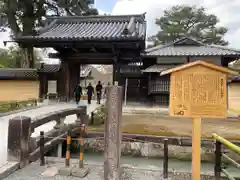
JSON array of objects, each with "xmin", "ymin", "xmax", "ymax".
[
  {"xmin": 169, "ymin": 66, "xmax": 227, "ymax": 118},
  {"xmin": 161, "ymin": 60, "xmax": 237, "ymax": 119},
  {"xmin": 160, "ymin": 60, "xmax": 238, "ymax": 180}
]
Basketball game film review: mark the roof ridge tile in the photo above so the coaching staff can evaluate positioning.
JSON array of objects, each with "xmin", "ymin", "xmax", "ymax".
[{"xmin": 15, "ymin": 14, "xmax": 146, "ymax": 42}]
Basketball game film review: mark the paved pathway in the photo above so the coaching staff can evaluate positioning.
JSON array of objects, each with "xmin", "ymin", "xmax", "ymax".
[
  {"xmin": 4, "ymin": 154, "xmax": 240, "ymax": 180},
  {"xmin": 0, "ymin": 100, "xmax": 103, "ymax": 166}
]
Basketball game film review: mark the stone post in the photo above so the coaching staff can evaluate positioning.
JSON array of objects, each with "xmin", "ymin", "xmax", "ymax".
[
  {"xmin": 104, "ymin": 85, "xmax": 123, "ymax": 180},
  {"xmin": 54, "ymin": 116, "xmax": 66, "ymax": 129},
  {"xmin": 8, "ymin": 116, "xmax": 31, "ymax": 168},
  {"xmin": 76, "ymin": 106, "xmax": 88, "ymax": 125},
  {"xmin": 54, "ymin": 115, "xmax": 67, "ymax": 158}
]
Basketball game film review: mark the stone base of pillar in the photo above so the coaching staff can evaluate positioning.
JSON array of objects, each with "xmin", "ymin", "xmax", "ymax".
[
  {"xmin": 71, "ymin": 166, "xmax": 89, "ymax": 178},
  {"xmin": 58, "ymin": 167, "xmax": 72, "ymax": 176}
]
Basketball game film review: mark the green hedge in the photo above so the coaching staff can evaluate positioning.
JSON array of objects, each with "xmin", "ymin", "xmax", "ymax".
[{"xmin": 0, "ymin": 99, "xmax": 37, "ymax": 113}]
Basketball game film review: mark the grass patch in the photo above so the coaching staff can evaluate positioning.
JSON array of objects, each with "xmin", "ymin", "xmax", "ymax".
[
  {"xmin": 88, "ymin": 114, "xmax": 240, "ymax": 140},
  {"xmin": 0, "ymin": 99, "xmax": 37, "ymax": 113}
]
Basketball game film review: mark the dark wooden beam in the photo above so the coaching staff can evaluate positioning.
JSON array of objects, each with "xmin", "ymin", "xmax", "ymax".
[
  {"xmin": 20, "ymin": 40, "xmax": 145, "ymax": 50},
  {"xmin": 58, "ymin": 62, "xmax": 71, "ymax": 102},
  {"xmin": 49, "ymin": 52, "xmax": 141, "ymax": 61},
  {"xmin": 69, "ymin": 63, "xmax": 80, "ymax": 98},
  {"xmin": 38, "ymin": 74, "xmax": 48, "ymax": 99},
  {"xmin": 49, "ymin": 52, "xmax": 115, "ymax": 60},
  {"xmin": 73, "ymin": 60, "xmax": 114, "ymax": 65}
]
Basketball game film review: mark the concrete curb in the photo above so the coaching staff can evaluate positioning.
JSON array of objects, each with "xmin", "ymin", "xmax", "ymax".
[{"xmin": 0, "ymin": 162, "xmax": 20, "ymax": 179}]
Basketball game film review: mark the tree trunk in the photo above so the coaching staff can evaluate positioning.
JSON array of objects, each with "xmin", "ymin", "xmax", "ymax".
[{"xmin": 20, "ymin": 47, "xmax": 34, "ymax": 68}]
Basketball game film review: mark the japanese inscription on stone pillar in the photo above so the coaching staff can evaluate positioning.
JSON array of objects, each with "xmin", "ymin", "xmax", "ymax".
[{"xmin": 104, "ymin": 85, "xmax": 123, "ymax": 180}]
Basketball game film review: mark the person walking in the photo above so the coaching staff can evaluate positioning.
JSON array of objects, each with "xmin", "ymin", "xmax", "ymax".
[
  {"xmin": 86, "ymin": 83, "xmax": 94, "ymax": 104},
  {"xmin": 74, "ymin": 84, "xmax": 82, "ymax": 105},
  {"xmin": 96, "ymin": 81, "xmax": 103, "ymax": 104}
]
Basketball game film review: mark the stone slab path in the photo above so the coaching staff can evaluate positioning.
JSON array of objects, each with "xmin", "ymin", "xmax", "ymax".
[{"xmin": 0, "ymin": 100, "xmax": 103, "ymax": 166}]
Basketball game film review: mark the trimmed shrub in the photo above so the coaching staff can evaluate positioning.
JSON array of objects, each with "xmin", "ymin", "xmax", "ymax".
[{"xmin": 92, "ymin": 105, "xmax": 107, "ymax": 125}]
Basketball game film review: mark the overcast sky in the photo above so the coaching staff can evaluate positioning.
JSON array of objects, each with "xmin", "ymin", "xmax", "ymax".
[{"xmin": 0, "ymin": 0, "xmax": 240, "ymax": 50}]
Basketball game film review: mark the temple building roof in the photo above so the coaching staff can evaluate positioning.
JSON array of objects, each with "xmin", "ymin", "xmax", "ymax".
[
  {"xmin": 0, "ymin": 68, "xmax": 37, "ymax": 80},
  {"xmin": 15, "ymin": 14, "xmax": 146, "ymax": 42},
  {"xmin": 144, "ymin": 37, "xmax": 240, "ymax": 57}
]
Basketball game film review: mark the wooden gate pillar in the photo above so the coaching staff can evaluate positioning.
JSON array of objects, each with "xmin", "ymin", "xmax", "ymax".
[
  {"xmin": 56, "ymin": 72, "xmax": 61, "ymax": 98},
  {"xmin": 69, "ymin": 63, "xmax": 80, "ymax": 100},
  {"xmin": 39, "ymin": 73, "xmax": 48, "ymax": 99},
  {"xmin": 59, "ymin": 61, "xmax": 71, "ymax": 102},
  {"xmin": 113, "ymin": 55, "xmax": 121, "ymax": 84},
  {"xmin": 112, "ymin": 64, "xmax": 116, "ymax": 84}
]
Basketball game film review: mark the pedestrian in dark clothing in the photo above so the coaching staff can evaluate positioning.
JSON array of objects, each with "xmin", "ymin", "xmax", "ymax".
[
  {"xmin": 86, "ymin": 83, "xmax": 94, "ymax": 104},
  {"xmin": 96, "ymin": 81, "xmax": 103, "ymax": 104},
  {"xmin": 74, "ymin": 84, "xmax": 82, "ymax": 105}
]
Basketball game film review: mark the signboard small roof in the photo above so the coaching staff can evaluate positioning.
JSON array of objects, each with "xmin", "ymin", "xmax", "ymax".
[{"xmin": 160, "ymin": 60, "xmax": 238, "ymax": 76}]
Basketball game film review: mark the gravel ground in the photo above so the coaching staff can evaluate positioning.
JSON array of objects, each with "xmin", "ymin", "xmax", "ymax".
[{"xmin": 3, "ymin": 162, "xmax": 167, "ymax": 180}]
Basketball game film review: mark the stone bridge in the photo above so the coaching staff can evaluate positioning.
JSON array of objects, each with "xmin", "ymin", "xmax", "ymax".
[{"xmin": 0, "ymin": 100, "xmax": 101, "ymax": 167}]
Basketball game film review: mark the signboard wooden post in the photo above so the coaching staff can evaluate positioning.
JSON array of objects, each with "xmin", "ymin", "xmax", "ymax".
[{"xmin": 160, "ymin": 60, "xmax": 238, "ymax": 180}]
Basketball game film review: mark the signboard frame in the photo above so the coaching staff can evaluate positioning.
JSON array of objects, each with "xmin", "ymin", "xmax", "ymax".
[{"xmin": 160, "ymin": 60, "xmax": 238, "ymax": 180}]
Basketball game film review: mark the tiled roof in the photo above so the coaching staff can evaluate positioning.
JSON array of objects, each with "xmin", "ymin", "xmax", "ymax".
[
  {"xmin": 37, "ymin": 64, "xmax": 60, "ymax": 73},
  {"xmin": 15, "ymin": 14, "xmax": 146, "ymax": 41},
  {"xmin": 145, "ymin": 37, "xmax": 240, "ymax": 57},
  {"xmin": 230, "ymin": 67, "xmax": 240, "ymax": 82},
  {"xmin": 37, "ymin": 64, "xmax": 92, "ymax": 77},
  {"xmin": 142, "ymin": 65, "xmax": 177, "ymax": 73},
  {"xmin": 232, "ymin": 76, "xmax": 240, "ymax": 82},
  {"xmin": 120, "ymin": 65, "xmax": 141, "ymax": 74},
  {"xmin": 0, "ymin": 68, "xmax": 38, "ymax": 80},
  {"xmin": 80, "ymin": 65, "xmax": 92, "ymax": 77}
]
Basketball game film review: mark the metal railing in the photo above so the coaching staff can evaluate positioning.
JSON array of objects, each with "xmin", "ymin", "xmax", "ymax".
[{"xmin": 213, "ymin": 133, "xmax": 240, "ymax": 180}]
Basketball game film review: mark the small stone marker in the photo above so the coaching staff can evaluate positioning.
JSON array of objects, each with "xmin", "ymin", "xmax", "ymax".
[
  {"xmin": 71, "ymin": 165, "xmax": 89, "ymax": 178},
  {"xmin": 58, "ymin": 166, "xmax": 72, "ymax": 176},
  {"xmin": 160, "ymin": 60, "xmax": 238, "ymax": 180}
]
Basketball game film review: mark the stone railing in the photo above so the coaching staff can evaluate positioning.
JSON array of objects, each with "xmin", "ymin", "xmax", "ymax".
[{"xmin": 7, "ymin": 105, "xmax": 88, "ymax": 168}]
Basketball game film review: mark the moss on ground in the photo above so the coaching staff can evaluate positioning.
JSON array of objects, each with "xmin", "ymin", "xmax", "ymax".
[
  {"xmin": 89, "ymin": 104, "xmax": 240, "ymax": 140},
  {"xmin": 88, "ymin": 124, "xmax": 240, "ymax": 140},
  {"xmin": 0, "ymin": 99, "xmax": 37, "ymax": 113},
  {"xmin": 88, "ymin": 115, "xmax": 240, "ymax": 141}
]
